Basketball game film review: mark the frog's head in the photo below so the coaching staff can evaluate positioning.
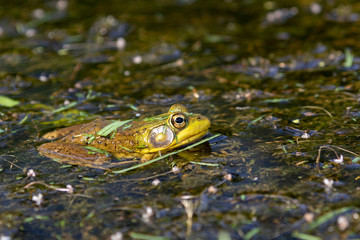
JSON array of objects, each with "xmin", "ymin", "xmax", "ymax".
[{"xmin": 143, "ymin": 104, "xmax": 210, "ymax": 153}]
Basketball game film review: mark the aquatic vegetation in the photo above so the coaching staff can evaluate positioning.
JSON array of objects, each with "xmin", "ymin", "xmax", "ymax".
[{"xmin": 1, "ymin": 0, "xmax": 360, "ymax": 239}]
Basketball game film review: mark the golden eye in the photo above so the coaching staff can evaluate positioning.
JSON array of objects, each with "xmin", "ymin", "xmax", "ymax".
[
  {"xmin": 171, "ymin": 114, "xmax": 187, "ymax": 129},
  {"xmin": 149, "ymin": 125, "xmax": 174, "ymax": 148}
]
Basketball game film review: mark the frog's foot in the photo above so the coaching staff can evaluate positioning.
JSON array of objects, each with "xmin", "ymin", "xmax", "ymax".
[{"xmin": 38, "ymin": 142, "xmax": 109, "ymax": 165}]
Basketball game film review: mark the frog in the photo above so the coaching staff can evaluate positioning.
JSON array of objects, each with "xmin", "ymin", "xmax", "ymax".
[{"xmin": 38, "ymin": 104, "xmax": 211, "ymax": 167}]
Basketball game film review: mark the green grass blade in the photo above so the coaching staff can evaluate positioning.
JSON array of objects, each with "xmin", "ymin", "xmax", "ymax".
[
  {"xmin": 118, "ymin": 144, "xmax": 133, "ymax": 152},
  {"xmin": 0, "ymin": 95, "xmax": 20, "ymax": 107},
  {"xmin": 244, "ymin": 227, "xmax": 260, "ymax": 240},
  {"xmin": 129, "ymin": 232, "xmax": 169, "ymax": 240},
  {"xmin": 19, "ymin": 114, "xmax": 30, "ymax": 125},
  {"xmin": 218, "ymin": 231, "xmax": 231, "ymax": 240},
  {"xmin": 97, "ymin": 119, "xmax": 133, "ymax": 137},
  {"xmin": 112, "ymin": 134, "xmax": 220, "ymax": 174},
  {"xmin": 52, "ymin": 101, "xmax": 78, "ymax": 113},
  {"xmin": 190, "ymin": 161, "xmax": 219, "ymax": 167},
  {"xmin": 308, "ymin": 207, "xmax": 359, "ymax": 230},
  {"xmin": 344, "ymin": 48, "xmax": 354, "ymax": 68},
  {"xmin": 291, "ymin": 232, "xmax": 321, "ymax": 240},
  {"xmin": 84, "ymin": 146, "xmax": 109, "ymax": 155},
  {"xmin": 247, "ymin": 115, "xmax": 264, "ymax": 128}
]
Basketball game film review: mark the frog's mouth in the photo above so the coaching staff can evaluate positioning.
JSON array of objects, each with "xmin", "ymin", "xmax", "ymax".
[{"xmin": 173, "ymin": 130, "xmax": 209, "ymax": 148}]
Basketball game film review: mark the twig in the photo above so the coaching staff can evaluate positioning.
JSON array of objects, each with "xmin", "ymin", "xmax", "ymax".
[
  {"xmin": 315, "ymin": 146, "xmax": 339, "ymax": 165},
  {"xmin": 302, "ymin": 106, "xmax": 333, "ymax": 119},
  {"xmin": 2, "ymin": 158, "xmax": 25, "ymax": 172}
]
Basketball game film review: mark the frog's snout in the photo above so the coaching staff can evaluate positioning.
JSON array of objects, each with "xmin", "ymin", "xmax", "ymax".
[{"xmin": 198, "ymin": 115, "xmax": 210, "ymax": 129}]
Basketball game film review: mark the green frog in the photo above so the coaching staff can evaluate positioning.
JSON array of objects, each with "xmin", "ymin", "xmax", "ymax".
[{"xmin": 38, "ymin": 104, "xmax": 210, "ymax": 166}]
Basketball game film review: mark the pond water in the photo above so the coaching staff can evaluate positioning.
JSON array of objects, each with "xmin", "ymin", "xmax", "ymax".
[{"xmin": 1, "ymin": 0, "xmax": 360, "ymax": 239}]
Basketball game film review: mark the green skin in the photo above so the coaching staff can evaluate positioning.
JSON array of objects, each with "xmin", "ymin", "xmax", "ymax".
[{"xmin": 38, "ymin": 104, "xmax": 210, "ymax": 163}]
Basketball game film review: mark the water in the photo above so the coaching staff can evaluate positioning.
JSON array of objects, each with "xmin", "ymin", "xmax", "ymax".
[{"xmin": 1, "ymin": 0, "xmax": 360, "ymax": 239}]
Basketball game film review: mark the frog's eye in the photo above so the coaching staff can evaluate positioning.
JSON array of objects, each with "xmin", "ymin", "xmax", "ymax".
[
  {"xmin": 170, "ymin": 114, "xmax": 187, "ymax": 129},
  {"xmin": 149, "ymin": 125, "xmax": 174, "ymax": 148}
]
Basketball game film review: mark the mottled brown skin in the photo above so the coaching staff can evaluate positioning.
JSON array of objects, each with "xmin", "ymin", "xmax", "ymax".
[
  {"xmin": 43, "ymin": 119, "xmax": 142, "ymax": 152},
  {"xmin": 38, "ymin": 104, "xmax": 211, "ymax": 165}
]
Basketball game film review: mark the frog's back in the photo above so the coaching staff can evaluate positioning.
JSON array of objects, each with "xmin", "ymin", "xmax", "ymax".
[
  {"xmin": 42, "ymin": 119, "xmax": 113, "ymax": 140},
  {"xmin": 42, "ymin": 118, "xmax": 147, "ymax": 153}
]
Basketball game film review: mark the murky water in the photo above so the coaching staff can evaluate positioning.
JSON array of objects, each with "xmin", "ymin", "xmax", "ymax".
[{"xmin": 1, "ymin": 0, "xmax": 360, "ymax": 239}]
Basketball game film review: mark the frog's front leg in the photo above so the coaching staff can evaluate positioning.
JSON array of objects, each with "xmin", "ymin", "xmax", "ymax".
[
  {"xmin": 38, "ymin": 142, "xmax": 109, "ymax": 165},
  {"xmin": 140, "ymin": 153, "xmax": 158, "ymax": 162}
]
